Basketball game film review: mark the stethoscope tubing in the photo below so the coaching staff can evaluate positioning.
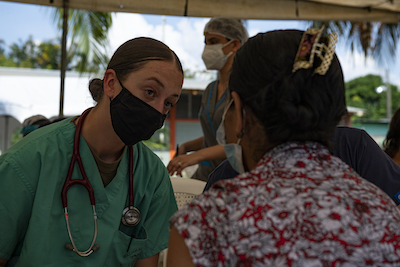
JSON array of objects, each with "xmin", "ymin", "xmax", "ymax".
[
  {"xmin": 64, "ymin": 205, "xmax": 98, "ymax": 257},
  {"xmin": 61, "ymin": 108, "xmax": 95, "ymax": 207},
  {"xmin": 62, "ymin": 108, "xmax": 139, "ymax": 257},
  {"xmin": 128, "ymin": 146, "xmax": 134, "ymax": 207},
  {"xmin": 62, "ymin": 108, "xmax": 98, "ymax": 257}
]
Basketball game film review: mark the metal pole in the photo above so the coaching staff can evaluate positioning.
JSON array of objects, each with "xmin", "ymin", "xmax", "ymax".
[
  {"xmin": 188, "ymin": 92, "xmax": 192, "ymax": 118},
  {"xmin": 386, "ymin": 69, "xmax": 392, "ymax": 119},
  {"xmin": 4, "ymin": 115, "xmax": 9, "ymax": 151},
  {"xmin": 59, "ymin": 0, "xmax": 69, "ymax": 118}
]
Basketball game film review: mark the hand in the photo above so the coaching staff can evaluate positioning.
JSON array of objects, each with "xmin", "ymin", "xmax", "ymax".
[{"xmin": 167, "ymin": 154, "xmax": 200, "ymax": 177}]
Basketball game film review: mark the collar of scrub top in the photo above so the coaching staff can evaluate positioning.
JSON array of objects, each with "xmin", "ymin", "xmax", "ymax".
[
  {"xmin": 206, "ymin": 81, "xmax": 228, "ymax": 134},
  {"xmin": 62, "ymin": 108, "xmax": 140, "ymax": 257}
]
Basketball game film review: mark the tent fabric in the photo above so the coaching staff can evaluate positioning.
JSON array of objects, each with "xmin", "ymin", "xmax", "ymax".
[{"xmin": 3, "ymin": 0, "xmax": 400, "ymax": 22}]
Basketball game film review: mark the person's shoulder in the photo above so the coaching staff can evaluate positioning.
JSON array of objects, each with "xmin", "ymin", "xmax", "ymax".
[
  {"xmin": 333, "ymin": 126, "xmax": 377, "ymax": 155},
  {"xmin": 204, "ymin": 80, "xmax": 218, "ymax": 92},
  {"xmin": 133, "ymin": 142, "xmax": 166, "ymax": 170},
  {"xmin": 334, "ymin": 126, "xmax": 367, "ymax": 140}
]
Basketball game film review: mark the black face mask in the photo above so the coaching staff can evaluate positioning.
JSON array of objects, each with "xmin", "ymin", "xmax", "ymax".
[{"xmin": 110, "ymin": 84, "xmax": 167, "ymax": 146}]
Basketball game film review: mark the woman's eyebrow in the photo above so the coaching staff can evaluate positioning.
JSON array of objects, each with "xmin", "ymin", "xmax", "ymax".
[
  {"xmin": 207, "ymin": 37, "xmax": 218, "ymax": 43},
  {"xmin": 146, "ymin": 77, "xmax": 180, "ymax": 98},
  {"xmin": 145, "ymin": 77, "xmax": 164, "ymax": 88}
]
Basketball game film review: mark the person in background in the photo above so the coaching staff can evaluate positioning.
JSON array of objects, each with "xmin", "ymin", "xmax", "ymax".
[
  {"xmin": 205, "ymin": 126, "xmax": 400, "ymax": 206},
  {"xmin": 384, "ymin": 107, "xmax": 400, "ymax": 167},
  {"xmin": 167, "ymin": 17, "xmax": 248, "ymax": 181},
  {"xmin": 0, "ymin": 37, "xmax": 183, "ymax": 267},
  {"xmin": 168, "ymin": 29, "xmax": 400, "ymax": 266},
  {"xmin": 20, "ymin": 115, "xmax": 51, "ymax": 137}
]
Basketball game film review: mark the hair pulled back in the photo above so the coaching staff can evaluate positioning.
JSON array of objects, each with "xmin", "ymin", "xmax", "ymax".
[
  {"xmin": 89, "ymin": 37, "xmax": 183, "ymax": 102},
  {"xmin": 229, "ymin": 30, "xmax": 347, "ymax": 149},
  {"xmin": 383, "ymin": 107, "xmax": 400, "ymax": 158}
]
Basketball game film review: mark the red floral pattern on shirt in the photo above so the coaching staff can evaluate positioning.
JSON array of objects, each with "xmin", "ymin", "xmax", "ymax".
[{"xmin": 171, "ymin": 142, "xmax": 400, "ymax": 267}]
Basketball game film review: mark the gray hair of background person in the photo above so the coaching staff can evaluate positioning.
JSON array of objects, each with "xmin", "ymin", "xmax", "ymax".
[
  {"xmin": 204, "ymin": 17, "xmax": 249, "ymax": 46},
  {"xmin": 21, "ymin": 115, "xmax": 51, "ymax": 137},
  {"xmin": 89, "ymin": 37, "xmax": 183, "ymax": 102},
  {"xmin": 229, "ymin": 30, "xmax": 347, "ymax": 149}
]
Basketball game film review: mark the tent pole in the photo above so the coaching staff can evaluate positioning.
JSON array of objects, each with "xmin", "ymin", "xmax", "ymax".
[
  {"xmin": 386, "ymin": 69, "xmax": 392, "ymax": 120},
  {"xmin": 4, "ymin": 115, "xmax": 9, "ymax": 151},
  {"xmin": 59, "ymin": 0, "xmax": 69, "ymax": 118}
]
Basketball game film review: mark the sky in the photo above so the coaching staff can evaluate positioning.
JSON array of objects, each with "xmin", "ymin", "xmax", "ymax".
[{"xmin": 0, "ymin": 0, "xmax": 399, "ymax": 87}]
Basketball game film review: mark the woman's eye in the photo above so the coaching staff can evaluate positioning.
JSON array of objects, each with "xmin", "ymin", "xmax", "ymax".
[
  {"xmin": 165, "ymin": 101, "xmax": 173, "ymax": 108},
  {"xmin": 146, "ymin": 90, "xmax": 155, "ymax": 97}
]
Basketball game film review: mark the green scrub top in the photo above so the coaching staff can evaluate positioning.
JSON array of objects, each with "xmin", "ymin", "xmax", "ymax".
[{"xmin": 0, "ymin": 118, "xmax": 177, "ymax": 266}]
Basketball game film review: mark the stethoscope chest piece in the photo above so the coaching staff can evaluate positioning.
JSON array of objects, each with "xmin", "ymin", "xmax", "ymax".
[{"xmin": 122, "ymin": 206, "xmax": 141, "ymax": 227}]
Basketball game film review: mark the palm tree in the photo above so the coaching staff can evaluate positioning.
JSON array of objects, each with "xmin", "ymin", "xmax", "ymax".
[
  {"xmin": 312, "ymin": 21, "xmax": 400, "ymax": 68},
  {"xmin": 52, "ymin": 7, "xmax": 112, "ymax": 116},
  {"xmin": 53, "ymin": 8, "xmax": 112, "ymax": 74}
]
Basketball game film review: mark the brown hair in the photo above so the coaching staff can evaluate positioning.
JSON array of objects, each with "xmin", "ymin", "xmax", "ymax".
[{"xmin": 89, "ymin": 37, "xmax": 183, "ymax": 102}]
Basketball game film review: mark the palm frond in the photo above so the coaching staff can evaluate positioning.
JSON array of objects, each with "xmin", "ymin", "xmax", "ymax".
[
  {"xmin": 312, "ymin": 20, "xmax": 400, "ymax": 69},
  {"xmin": 52, "ymin": 8, "xmax": 112, "ymax": 74}
]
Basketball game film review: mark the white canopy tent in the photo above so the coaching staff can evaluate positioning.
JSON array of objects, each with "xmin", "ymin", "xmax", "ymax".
[{"xmin": 3, "ymin": 0, "xmax": 400, "ymax": 22}]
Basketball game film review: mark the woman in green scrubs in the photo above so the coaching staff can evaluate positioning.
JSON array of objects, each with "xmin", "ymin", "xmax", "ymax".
[{"xmin": 0, "ymin": 37, "xmax": 183, "ymax": 267}]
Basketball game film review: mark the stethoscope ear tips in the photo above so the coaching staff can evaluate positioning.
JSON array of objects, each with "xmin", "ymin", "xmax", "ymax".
[{"xmin": 92, "ymin": 244, "xmax": 100, "ymax": 252}]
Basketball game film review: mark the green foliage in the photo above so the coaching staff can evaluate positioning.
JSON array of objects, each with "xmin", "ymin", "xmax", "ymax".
[
  {"xmin": 1, "ymin": 37, "xmax": 70, "ymax": 70},
  {"xmin": 311, "ymin": 21, "xmax": 400, "ymax": 68},
  {"xmin": 53, "ymin": 8, "xmax": 112, "ymax": 74},
  {"xmin": 8, "ymin": 36, "xmax": 37, "ymax": 68},
  {"xmin": 345, "ymin": 74, "xmax": 400, "ymax": 119},
  {"xmin": 0, "ymin": 39, "xmax": 15, "ymax": 67},
  {"xmin": 0, "ymin": 35, "xmax": 105, "ymax": 73},
  {"xmin": 36, "ymin": 41, "xmax": 61, "ymax": 69},
  {"xmin": 142, "ymin": 127, "xmax": 169, "ymax": 151},
  {"xmin": 11, "ymin": 126, "xmax": 23, "ymax": 146},
  {"xmin": 1, "ymin": 8, "xmax": 112, "ymax": 74}
]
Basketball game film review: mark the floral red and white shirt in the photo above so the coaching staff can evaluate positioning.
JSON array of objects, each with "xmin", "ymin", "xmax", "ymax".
[{"xmin": 171, "ymin": 142, "xmax": 400, "ymax": 266}]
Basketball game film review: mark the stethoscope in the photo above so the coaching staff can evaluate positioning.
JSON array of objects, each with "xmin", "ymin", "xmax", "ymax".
[{"xmin": 62, "ymin": 108, "xmax": 141, "ymax": 257}]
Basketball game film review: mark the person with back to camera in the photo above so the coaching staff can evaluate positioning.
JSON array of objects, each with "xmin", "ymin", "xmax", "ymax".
[
  {"xmin": 167, "ymin": 17, "xmax": 248, "ymax": 181},
  {"xmin": 20, "ymin": 115, "xmax": 51, "ymax": 137},
  {"xmin": 167, "ymin": 28, "xmax": 400, "ymax": 266},
  {"xmin": 0, "ymin": 37, "xmax": 183, "ymax": 267},
  {"xmin": 384, "ymin": 107, "xmax": 400, "ymax": 167}
]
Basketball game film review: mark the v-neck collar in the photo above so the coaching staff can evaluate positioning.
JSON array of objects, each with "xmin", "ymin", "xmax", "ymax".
[{"xmin": 78, "ymin": 135, "xmax": 130, "ymax": 218}]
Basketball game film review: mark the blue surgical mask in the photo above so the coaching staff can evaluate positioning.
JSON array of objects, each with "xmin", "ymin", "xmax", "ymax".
[{"xmin": 216, "ymin": 99, "xmax": 245, "ymax": 174}]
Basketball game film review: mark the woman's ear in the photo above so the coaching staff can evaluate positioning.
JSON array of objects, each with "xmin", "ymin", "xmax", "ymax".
[
  {"xmin": 232, "ymin": 39, "xmax": 241, "ymax": 52},
  {"xmin": 231, "ymin": 91, "xmax": 244, "ymax": 137},
  {"xmin": 103, "ymin": 69, "xmax": 120, "ymax": 99}
]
